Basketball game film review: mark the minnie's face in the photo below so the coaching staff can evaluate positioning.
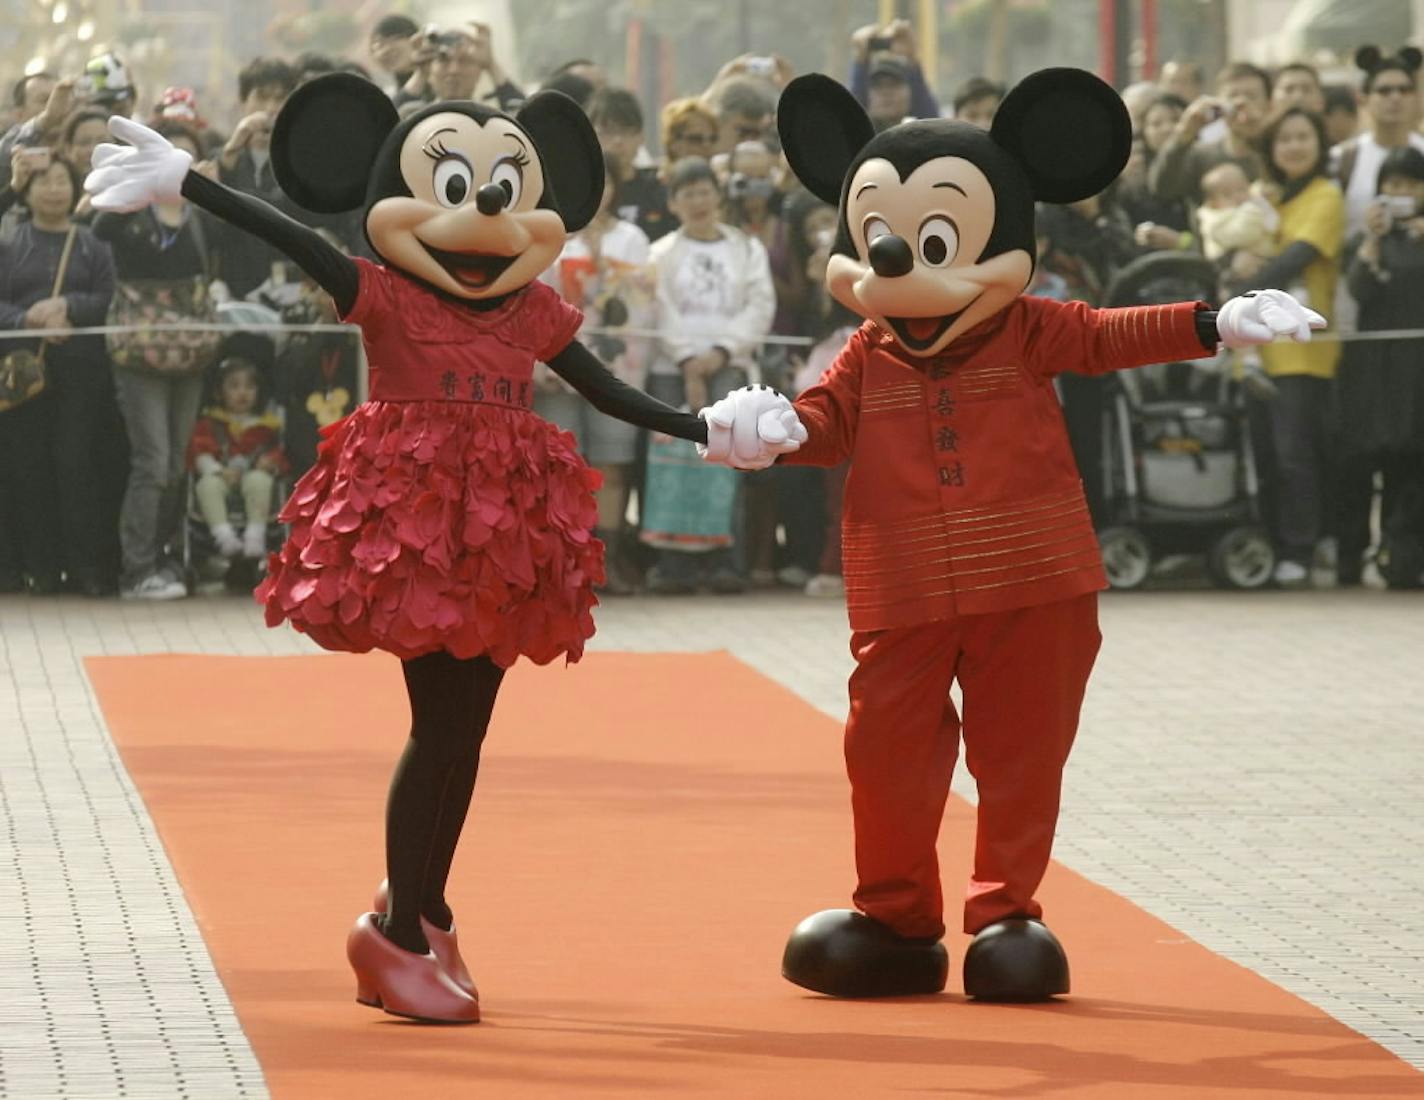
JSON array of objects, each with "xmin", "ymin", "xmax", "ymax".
[
  {"xmin": 366, "ymin": 111, "xmax": 567, "ymax": 299},
  {"xmin": 829, "ymin": 154, "xmax": 1031, "ymax": 357}
]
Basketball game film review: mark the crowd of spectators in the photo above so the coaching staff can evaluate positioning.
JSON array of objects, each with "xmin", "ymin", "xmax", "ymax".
[{"xmin": 1, "ymin": 17, "xmax": 1421, "ymax": 600}]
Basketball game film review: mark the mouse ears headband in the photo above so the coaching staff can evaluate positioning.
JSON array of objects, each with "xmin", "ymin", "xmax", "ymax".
[
  {"xmin": 1355, "ymin": 46, "xmax": 1423, "ymax": 81},
  {"xmin": 268, "ymin": 73, "xmax": 605, "ymax": 231},
  {"xmin": 777, "ymin": 68, "xmax": 1131, "ymax": 208}
]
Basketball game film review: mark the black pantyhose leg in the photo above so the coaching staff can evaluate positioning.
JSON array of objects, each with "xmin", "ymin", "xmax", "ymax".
[{"xmin": 379, "ymin": 651, "xmax": 504, "ymax": 955}]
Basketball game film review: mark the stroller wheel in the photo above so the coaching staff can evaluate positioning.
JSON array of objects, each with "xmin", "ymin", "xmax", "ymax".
[
  {"xmin": 1207, "ymin": 526, "xmax": 1275, "ymax": 589},
  {"xmin": 1099, "ymin": 527, "xmax": 1152, "ymax": 590}
]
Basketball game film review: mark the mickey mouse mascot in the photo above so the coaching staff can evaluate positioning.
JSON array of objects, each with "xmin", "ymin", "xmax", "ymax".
[
  {"xmin": 84, "ymin": 75, "xmax": 798, "ymax": 1024},
  {"xmin": 705, "ymin": 69, "xmax": 1324, "ymax": 1003}
]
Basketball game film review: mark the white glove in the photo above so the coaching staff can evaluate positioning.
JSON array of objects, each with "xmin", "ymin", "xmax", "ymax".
[
  {"xmin": 1216, "ymin": 289, "xmax": 1326, "ymax": 348},
  {"xmin": 85, "ymin": 115, "xmax": 193, "ymax": 213},
  {"xmin": 697, "ymin": 384, "xmax": 809, "ymax": 471}
]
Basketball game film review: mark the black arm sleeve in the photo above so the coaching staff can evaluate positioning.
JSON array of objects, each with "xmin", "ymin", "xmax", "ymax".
[
  {"xmin": 545, "ymin": 340, "xmax": 708, "ymax": 445},
  {"xmin": 1194, "ymin": 308, "xmax": 1220, "ymax": 351},
  {"xmin": 180, "ymin": 171, "xmax": 359, "ymax": 314}
]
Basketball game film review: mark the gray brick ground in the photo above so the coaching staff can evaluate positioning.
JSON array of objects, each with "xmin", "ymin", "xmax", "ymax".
[{"xmin": 1, "ymin": 587, "xmax": 1421, "ymax": 1098}]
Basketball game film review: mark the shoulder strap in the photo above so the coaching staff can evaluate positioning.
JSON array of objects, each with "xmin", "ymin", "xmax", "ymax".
[{"xmin": 50, "ymin": 225, "xmax": 78, "ymax": 297}]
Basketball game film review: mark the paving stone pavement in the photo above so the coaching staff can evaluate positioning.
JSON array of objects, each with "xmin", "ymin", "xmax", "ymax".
[{"xmin": 0, "ymin": 587, "xmax": 1421, "ymax": 1098}]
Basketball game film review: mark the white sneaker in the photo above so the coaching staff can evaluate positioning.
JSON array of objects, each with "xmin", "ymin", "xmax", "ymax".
[
  {"xmin": 122, "ymin": 572, "xmax": 188, "ymax": 600},
  {"xmin": 1272, "ymin": 560, "xmax": 1309, "ymax": 588},
  {"xmin": 777, "ymin": 565, "xmax": 811, "ymax": 588},
  {"xmin": 242, "ymin": 523, "xmax": 267, "ymax": 558},
  {"xmin": 804, "ymin": 573, "xmax": 845, "ymax": 598},
  {"xmin": 212, "ymin": 523, "xmax": 243, "ymax": 557}
]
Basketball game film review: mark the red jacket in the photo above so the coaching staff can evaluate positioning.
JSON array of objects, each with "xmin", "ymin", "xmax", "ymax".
[
  {"xmin": 186, "ymin": 409, "xmax": 290, "ymax": 476},
  {"xmin": 783, "ymin": 297, "xmax": 1212, "ymax": 629}
]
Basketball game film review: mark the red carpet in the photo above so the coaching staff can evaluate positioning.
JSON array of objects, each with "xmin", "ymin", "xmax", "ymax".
[{"xmin": 86, "ymin": 651, "xmax": 1423, "ymax": 1098}]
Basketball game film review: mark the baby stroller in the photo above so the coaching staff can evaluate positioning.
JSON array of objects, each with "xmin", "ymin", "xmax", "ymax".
[
  {"xmin": 1094, "ymin": 252, "xmax": 1274, "ymax": 590},
  {"xmin": 180, "ymin": 325, "xmax": 291, "ymax": 594}
]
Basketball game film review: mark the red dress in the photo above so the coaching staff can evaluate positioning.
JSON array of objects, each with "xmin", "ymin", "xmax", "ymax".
[{"xmin": 255, "ymin": 259, "xmax": 601, "ymax": 667}]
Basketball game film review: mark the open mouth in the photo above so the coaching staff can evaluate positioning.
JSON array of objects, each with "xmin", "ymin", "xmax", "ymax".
[
  {"xmin": 885, "ymin": 301, "xmax": 978, "ymax": 352},
  {"xmin": 420, "ymin": 242, "xmax": 519, "ymax": 291}
]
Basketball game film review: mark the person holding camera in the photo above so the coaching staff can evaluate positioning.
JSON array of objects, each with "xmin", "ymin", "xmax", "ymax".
[
  {"xmin": 1148, "ymin": 61, "xmax": 1271, "ymax": 206},
  {"xmin": 0, "ymin": 156, "xmax": 115, "ymax": 595},
  {"xmin": 1334, "ymin": 147, "xmax": 1424, "ymax": 587},
  {"xmin": 396, "ymin": 22, "xmax": 525, "ymax": 114},
  {"xmin": 848, "ymin": 20, "xmax": 940, "ymax": 123}
]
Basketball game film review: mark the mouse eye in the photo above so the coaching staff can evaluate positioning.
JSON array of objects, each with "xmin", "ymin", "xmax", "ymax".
[
  {"xmin": 433, "ymin": 156, "xmax": 472, "ymax": 208},
  {"xmin": 862, "ymin": 216, "xmax": 892, "ymax": 249},
  {"xmin": 918, "ymin": 216, "xmax": 959, "ymax": 268},
  {"xmin": 490, "ymin": 157, "xmax": 524, "ymax": 207}
]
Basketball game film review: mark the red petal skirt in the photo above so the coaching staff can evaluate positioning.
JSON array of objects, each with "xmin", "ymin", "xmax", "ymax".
[{"xmin": 255, "ymin": 401, "xmax": 604, "ymax": 666}]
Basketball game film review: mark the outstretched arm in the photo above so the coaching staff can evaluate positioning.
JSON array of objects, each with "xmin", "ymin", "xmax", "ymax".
[
  {"xmin": 86, "ymin": 115, "xmax": 359, "ymax": 314},
  {"xmin": 545, "ymin": 339, "xmax": 707, "ymax": 445},
  {"xmin": 179, "ymin": 171, "xmax": 358, "ymax": 314}
]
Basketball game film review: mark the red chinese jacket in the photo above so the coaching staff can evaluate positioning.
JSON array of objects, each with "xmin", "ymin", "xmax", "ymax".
[{"xmin": 783, "ymin": 297, "xmax": 1212, "ymax": 629}]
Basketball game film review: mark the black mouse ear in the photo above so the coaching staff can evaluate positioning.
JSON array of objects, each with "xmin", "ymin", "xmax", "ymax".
[
  {"xmin": 1400, "ymin": 46, "xmax": 1423, "ymax": 74},
  {"xmin": 1355, "ymin": 46, "xmax": 1383, "ymax": 74},
  {"xmin": 516, "ymin": 90, "xmax": 603, "ymax": 232},
  {"xmin": 777, "ymin": 74, "xmax": 875, "ymax": 206},
  {"xmin": 990, "ymin": 68, "xmax": 1132, "ymax": 204},
  {"xmin": 271, "ymin": 73, "xmax": 399, "ymax": 214}
]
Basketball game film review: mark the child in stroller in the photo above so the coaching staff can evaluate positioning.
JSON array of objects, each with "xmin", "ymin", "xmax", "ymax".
[
  {"xmin": 185, "ymin": 353, "xmax": 289, "ymax": 581},
  {"xmin": 1094, "ymin": 251, "xmax": 1275, "ymax": 589}
]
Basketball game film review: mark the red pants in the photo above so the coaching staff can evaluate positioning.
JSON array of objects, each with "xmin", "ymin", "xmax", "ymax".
[{"xmin": 845, "ymin": 593, "xmax": 1101, "ymax": 939}]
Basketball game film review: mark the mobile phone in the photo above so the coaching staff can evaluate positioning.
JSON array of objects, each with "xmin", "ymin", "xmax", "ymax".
[
  {"xmin": 744, "ymin": 55, "xmax": 777, "ymax": 78},
  {"xmin": 1380, "ymin": 194, "xmax": 1418, "ymax": 220},
  {"xmin": 868, "ymin": 35, "xmax": 894, "ymax": 52},
  {"xmin": 19, "ymin": 146, "xmax": 50, "ymax": 169}
]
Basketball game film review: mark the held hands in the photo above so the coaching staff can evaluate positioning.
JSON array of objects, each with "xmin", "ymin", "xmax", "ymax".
[
  {"xmin": 1216, "ymin": 289, "xmax": 1327, "ymax": 348},
  {"xmin": 85, "ymin": 116, "xmax": 192, "ymax": 213},
  {"xmin": 698, "ymin": 384, "xmax": 808, "ymax": 471}
]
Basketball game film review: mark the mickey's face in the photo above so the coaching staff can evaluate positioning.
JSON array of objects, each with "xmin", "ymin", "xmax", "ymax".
[
  {"xmin": 829, "ymin": 154, "xmax": 1032, "ymax": 358},
  {"xmin": 365, "ymin": 111, "xmax": 566, "ymax": 300}
]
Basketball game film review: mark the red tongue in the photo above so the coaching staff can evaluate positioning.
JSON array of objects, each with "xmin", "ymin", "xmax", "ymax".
[{"xmin": 905, "ymin": 317, "xmax": 941, "ymax": 340}]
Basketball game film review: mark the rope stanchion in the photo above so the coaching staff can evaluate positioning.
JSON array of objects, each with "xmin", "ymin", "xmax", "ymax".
[{"xmin": 1, "ymin": 321, "xmax": 1422, "ymax": 348}]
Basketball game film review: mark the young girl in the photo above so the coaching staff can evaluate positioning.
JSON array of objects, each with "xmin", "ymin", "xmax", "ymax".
[{"xmin": 185, "ymin": 356, "xmax": 288, "ymax": 559}]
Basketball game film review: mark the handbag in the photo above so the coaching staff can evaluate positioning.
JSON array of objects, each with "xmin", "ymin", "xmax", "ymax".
[
  {"xmin": 0, "ymin": 224, "xmax": 78, "ymax": 413},
  {"xmin": 105, "ymin": 211, "xmax": 221, "ymax": 375}
]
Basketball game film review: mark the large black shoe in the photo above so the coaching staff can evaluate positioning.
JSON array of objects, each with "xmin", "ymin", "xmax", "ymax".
[
  {"xmin": 962, "ymin": 917, "xmax": 1069, "ymax": 1002},
  {"xmin": 782, "ymin": 909, "xmax": 948, "ymax": 997}
]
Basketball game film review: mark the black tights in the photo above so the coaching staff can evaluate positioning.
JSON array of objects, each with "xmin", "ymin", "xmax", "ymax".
[{"xmin": 379, "ymin": 651, "xmax": 505, "ymax": 955}]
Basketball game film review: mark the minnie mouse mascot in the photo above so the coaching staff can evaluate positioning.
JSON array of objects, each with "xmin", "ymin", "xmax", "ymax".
[
  {"xmin": 85, "ymin": 75, "xmax": 799, "ymax": 1024},
  {"xmin": 708, "ymin": 69, "xmax": 1323, "ymax": 1002}
]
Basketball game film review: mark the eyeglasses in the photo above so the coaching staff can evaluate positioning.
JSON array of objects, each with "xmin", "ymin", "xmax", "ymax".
[{"xmin": 1371, "ymin": 84, "xmax": 1415, "ymax": 97}]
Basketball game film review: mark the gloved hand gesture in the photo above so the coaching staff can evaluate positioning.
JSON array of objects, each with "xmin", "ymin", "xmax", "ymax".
[
  {"xmin": 1216, "ymin": 289, "xmax": 1326, "ymax": 348},
  {"xmin": 85, "ymin": 116, "xmax": 193, "ymax": 213},
  {"xmin": 698, "ymin": 384, "xmax": 808, "ymax": 471}
]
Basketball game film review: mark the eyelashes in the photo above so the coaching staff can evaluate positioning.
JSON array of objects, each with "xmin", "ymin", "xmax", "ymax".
[{"xmin": 423, "ymin": 140, "xmax": 532, "ymax": 168}]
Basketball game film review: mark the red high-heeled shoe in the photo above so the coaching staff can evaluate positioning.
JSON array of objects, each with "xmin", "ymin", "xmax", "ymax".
[
  {"xmin": 372, "ymin": 880, "xmax": 478, "ymax": 1000},
  {"xmin": 345, "ymin": 912, "xmax": 480, "ymax": 1024}
]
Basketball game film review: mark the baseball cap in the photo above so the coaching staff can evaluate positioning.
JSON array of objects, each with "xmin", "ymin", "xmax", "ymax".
[{"xmin": 82, "ymin": 53, "xmax": 134, "ymax": 106}]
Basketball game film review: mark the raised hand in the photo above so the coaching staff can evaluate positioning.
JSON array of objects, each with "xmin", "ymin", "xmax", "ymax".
[
  {"xmin": 698, "ymin": 384, "xmax": 808, "ymax": 471},
  {"xmin": 1216, "ymin": 289, "xmax": 1327, "ymax": 348},
  {"xmin": 85, "ymin": 116, "xmax": 193, "ymax": 213}
]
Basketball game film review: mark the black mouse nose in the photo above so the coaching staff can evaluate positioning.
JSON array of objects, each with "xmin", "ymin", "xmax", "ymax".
[
  {"xmin": 475, "ymin": 183, "xmax": 508, "ymax": 216},
  {"xmin": 868, "ymin": 234, "xmax": 915, "ymax": 278}
]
